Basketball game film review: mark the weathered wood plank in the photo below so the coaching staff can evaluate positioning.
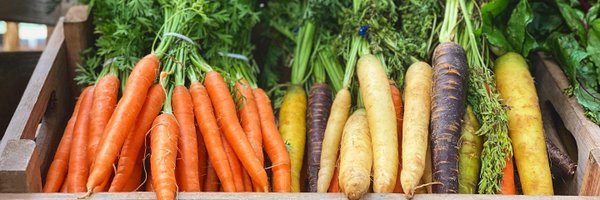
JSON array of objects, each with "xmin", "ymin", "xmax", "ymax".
[
  {"xmin": 3, "ymin": 22, "xmax": 19, "ymax": 51},
  {"xmin": 0, "ymin": 18, "xmax": 72, "ymax": 193},
  {"xmin": 0, "ymin": 193, "xmax": 594, "ymax": 200},
  {"xmin": 0, "ymin": 0, "xmax": 62, "ymax": 25},
  {"xmin": 0, "ymin": 51, "xmax": 41, "ymax": 137},
  {"xmin": 533, "ymin": 52, "xmax": 600, "ymax": 195},
  {"xmin": 0, "ymin": 139, "xmax": 40, "ymax": 192},
  {"xmin": 580, "ymin": 149, "xmax": 600, "ymax": 196},
  {"xmin": 64, "ymin": 5, "xmax": 93, "ymax": 94}
]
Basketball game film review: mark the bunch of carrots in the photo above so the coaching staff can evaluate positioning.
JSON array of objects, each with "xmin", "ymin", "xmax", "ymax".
[{"xmin": 39, "ymin": 0, "xmax": 579, "ymax": 199}]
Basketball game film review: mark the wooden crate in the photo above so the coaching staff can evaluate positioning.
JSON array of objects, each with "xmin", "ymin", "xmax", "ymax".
[
  {"xmin": 533, "ymin": 53, "xmax": 600, "ymax": 196},
  {"xmin": 1, "ymin": 5, "xmax": 599, "ymax": 199}
]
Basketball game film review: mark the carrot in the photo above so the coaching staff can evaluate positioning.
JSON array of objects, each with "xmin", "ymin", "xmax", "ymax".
[
  {"xmin": 235, "ymin": 80, "xmax": 264, "ymax": 192},
  {"xmin": 87, "ymin": 74, "xmax": 119, "ymax": 167},
  {"xmin": 495, "ymin": 52, "xmax": 553, "ymax": 195},
  {"xmin": 317, "ymin": 88, "xmax": 351, "ymax": 192},
  {"xmin": 458, "ymin": 106, "xmax": 483, "ymax": 194},
  {"xmin": 150, "ymin": 113, "xmax": 179, "ymax": 200},
  {"xmin": 243, "ymin": 171, "xmax": 253, "ymax": 192},
  {"xmin": 235, "ymin": 80, "xmax": 264, "ymax": 166},
  {"xmin": 253, "ymin": 88, "xmax": 291, "ymax": 192},
  {"xmin": 197, "ymin": 125, "xmax": 208, "ymax": 189},
  {"xmin": 189, "ymin": 81, "xmax": 236, "ymax": 192},
  {"xmin": 430, "ymin": 42, "xmax": 469, "ymax": 193},
  {"xmin": 122, "ymin": 152, "xmax": 144, "ymax": 192},
  {"xmin": 223, "ymin": 133, "xmax": 245, "ymax": 192},
  {"xmin": 339, "ymin": 109, "xmax": 372, "ymax": 200},
  {"xmin": 277, "ymin": 84, "xmax": 307, "ymax": 192},
  {"xmin": 145, "ymin": 161, "xmax": 154, "ymax": 192},
  {"xmin": 87, "ymin": 54, "xmax": 159, "ymax": 193},
  {"xmin": 66, "ymin": 86, "xmax": 94, "ymax": 192},
  {"xmin": 546, "ymin": 137, "xmax": 577, "ymax": 177},
  {"xmin": 390, "ymin": 81, "xmax": 403, "ymax": 194},
  {"xmin": 327, "ymin": 157, "xmax": 340, "ymax": 193},
  {"xmin": 93, "ymin": 174, "xmax": 111, "ymax": 192},
  {"xmin": 43, "ymin": 88, "xmax": 85, "ymax": 192},
  {"xmin": 204, "ymin": 71, "xmax": 269, "ymax": 192},
  {"xmin": 499, "ymin": 157, "xmax": 516, "ymax": 195},
  {"xmin": 109, "ymin": 84, "xmax": 165, "ymax": 192},
  {"xmin": 305, "ymin": 83, "xmax": 332, "ymax": 192},
  {"xmin": 357, "ymin": 54, "xmax": 397, "ymax": 193},
  {"xmin": 60, "ymin": 182, "xmax": 67, "ymax": 193},
  {"xmin": 172, "ymin": 85, "xmax": 201, "ymax": 191},
  {"xmin": 204, "ymin": 161, "xmax": 219, "ymax": 192},
  {"xmin": 422, "ymin": 143, "xmax": 433, "ymax": 194},
  {"xmin": 401, "ymin": 62, "xmax": 433, "ymax": 194}
]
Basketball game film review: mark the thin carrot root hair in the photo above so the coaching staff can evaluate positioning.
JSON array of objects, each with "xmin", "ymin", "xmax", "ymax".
[{"xmin": 405, "ymin": 182, "xmax": 442, "ymax": 199}]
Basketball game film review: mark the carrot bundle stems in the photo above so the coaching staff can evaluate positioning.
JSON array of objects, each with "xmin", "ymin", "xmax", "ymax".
[
  {"xmin": 305, "ymin": 83, "xmax": 332, "ymax": 192},
  {"xmin": 204, "ymin": 71, "xmax": 269, "ymax": 192},
  {"xmin": 150, "ymin": 113, "xmax": 179, "ymax": 200},
  {"xmin": 253, "ymin": 88, "xmax": 291, "ymax": 192},
  {"xmin": 110, "ymin": 84, "xmax": 165, "ymax": 192},
  {"xmin": 66, "ymin": 86, "xmax": 95, "ymax": 193}
]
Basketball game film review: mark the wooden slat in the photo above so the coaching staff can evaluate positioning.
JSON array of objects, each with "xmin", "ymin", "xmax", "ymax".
[
  {"xmin": 0, "ymin": 18, "xmax": 73, "ymax": 193},
  {"xmin": 3, "ymin": 22, "xmax": 19, "ymax": 51},
  {"xmin": 0, "ymin": 193, "xmax": 594, "ymax": 200},
  {"xmin": 533, "ymin": 52, "xmax": 600, "ymax": 195},
  {"xmin": 0, "ymin": 140, "xmax": 40, "ymax": 192},
  {"xmin": 63, "ymin": 5, "xmax": 93, "ymax": 95},
  {"xmin": 0, "ymin": 0, "xmax": 61, "ymax": 25},
  {"xmin": 0, "ymin": 51, "xmax": 42, "ymax": 137},
  {"xmin": 580, "ymin": 149, "xmax": 600, "ymax": 195}
]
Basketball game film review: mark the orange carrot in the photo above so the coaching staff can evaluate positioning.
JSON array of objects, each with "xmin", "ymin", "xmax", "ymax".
[
  {"xmin": 253, "ymin": 88, "xmax": 291, "ymax": 192},
  {"xmin": 204, "ymin": 72, "xmax": 269, "ymax": 192},
  {"xmin": 94, "ymin": 170, "xmax": 112, "ymax": 192},
  {"xmin": 243, "ymin": 170, "xmax": 253, "ymax": 192},
  {"xmin": 151, "ymin": 113, "xmax": 179, "ymax": 200},
  {"xmin": 222, "ymin": 134, "xmax": 245, "ymax": 192},
  {"xmin": 500, "ymin": 157, "xmax": 516, "ymax": 195},
  {"xmin": 145, "ymin": 162, "xmax": 154, "ymax": 192},
  {"xmin": 189, "ymin": 82, "xmax": 236, "ymax": 192},
  {"xmin": 235, "ymin": 81, "xmax": 264, "ymax": 161},
  {"xmin": 66, "ymin": 86, "xmax": 94, "ymax": 192},
  {"xmin": 235, "ymin": 80, "xmax": 264, "ymax": 191},
  {"xmin": 43, "ymin": 89, "xmax": 84, "ymax": 192},
  {"xmin": 173, "ymin": 85, "xmax": 201, "ymax": 191},
  {"xmin": 390, "ymin": 81, "xmax": 404, "ymax": 193},
  {"xmin": 87, "ymin": 75, "xmax": 119, "ymax": 167},
  {"xmin": 60, "ymin": 182, "xmax": 67, "ymax": 193},
  {"xmin": 327, "ymin": 157, "xmax": 340, "ymax": 193},
  {"xmin": 197, "ymin": 124, "xmax": 208, "ymax": 189},
  {"xmin": 204, "ymin": 161, "xmax": 219, "ymax": 192},
  {"xmin": 109, "ymin": 84, "xmax": 165, "ymax": 192},
  {"xmin": 122, "ymin": 152, "xmax": 144, "ymax": 192},
  {"xmin": 87, "ymin": 54, "xmax": 159, "ymax": 193}
]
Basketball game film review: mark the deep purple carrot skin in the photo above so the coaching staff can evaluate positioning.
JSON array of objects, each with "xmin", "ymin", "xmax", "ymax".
[
  {"xmin": 431, "ymin": 42, "xmax": 469, "ymax": 193},
  {"xmin": 305, "ymin": 83, "xmax": 332, "ymax": 192},
  {"xmin": 545, "ymin": 137, "xmax": 577, "ymax": 177}
]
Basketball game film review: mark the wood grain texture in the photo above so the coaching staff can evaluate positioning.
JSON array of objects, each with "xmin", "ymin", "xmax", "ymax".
[
  {"xmin": 0, "ymin": 0, "xmax": 63, "ymax": 25},
  {"xmin": 64, "ymin": 5, "xmax": 93, "ymax": 95},
  {"xmin": 0, "ymin": 18, "xmax": 74, "ymax": 193},
  {"xmin": 533, "ymin": 52, "xmax": 600, "ymax": 195},
  {"xmin": 580, "ymin": 149, "xmax": 600, "ymax": 196}
]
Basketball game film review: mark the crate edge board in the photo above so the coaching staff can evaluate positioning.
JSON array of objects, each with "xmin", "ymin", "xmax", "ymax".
[
  {"xmin": 0, "ymin": 193, "xmax": 596, "ymax": 200},
  {"xmin": 533, "ymin": 52, "xmax": 600, "ymax": 195}
]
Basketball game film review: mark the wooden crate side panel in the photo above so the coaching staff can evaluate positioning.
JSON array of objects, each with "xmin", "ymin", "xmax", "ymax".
[
  {"xmin": 0, "ymin": 0, "xmax": 67, "ymax": 25},
  {"xmin": 533, "ymin": 53, "xmax": 600, "ymax": 195},
  {"xmin": 64, "ymin": 5, "xmax": 93, "ymax": 95},
  {"xmin": 580, "ymin": 149, "xmax": 600, "ymax": 196},
  {"xmin": 0, "ymin": 18, "xmax": 72, "ymax": 193}
]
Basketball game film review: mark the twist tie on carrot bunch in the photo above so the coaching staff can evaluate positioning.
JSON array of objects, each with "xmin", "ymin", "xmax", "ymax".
[
  {"xmin": 358, "ymin": 25, "xmax": 368, "ymax": 37},
  {"xmin": 102, "ymin": 56, "xmax": 122, "ymax": 67},
  {"xmin": 218, "ymin": 52, "xmax": 250, "ymax": 62},
  {"xmin": 163, "ymin": 32, "xmax": 199, "ymax": 47}
]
